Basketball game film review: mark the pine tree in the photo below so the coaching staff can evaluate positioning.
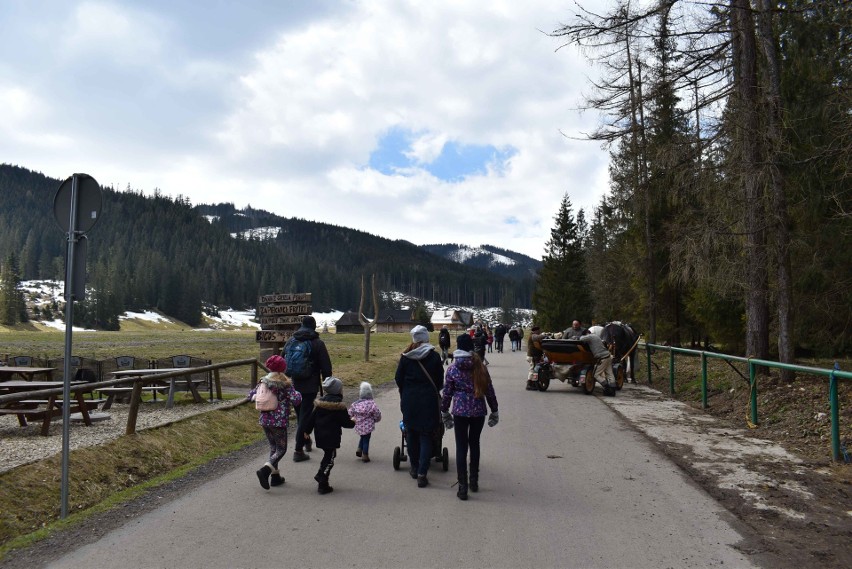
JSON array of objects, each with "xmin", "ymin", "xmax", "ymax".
[
  {"xmin": 0, "ymin": 253, "xmax": 28, "ymax": 325},
  {"xmin": 532, "ymin": 194, "xmax": 592, "ymax": 331}
]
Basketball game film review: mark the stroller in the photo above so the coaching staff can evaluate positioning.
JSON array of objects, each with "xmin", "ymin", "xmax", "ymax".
[{"xmin": 392, "ymin": 420, "xmax": 449, "ymax": 472}]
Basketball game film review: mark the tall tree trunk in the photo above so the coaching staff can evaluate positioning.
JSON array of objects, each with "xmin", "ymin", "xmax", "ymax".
[
  {"xmin": 732, "ymin": 0, "xmax": 770, "ymax": 363},
  {"xmin": 758, "ymin": 0, "xmax": 795, "ymax": 381}
]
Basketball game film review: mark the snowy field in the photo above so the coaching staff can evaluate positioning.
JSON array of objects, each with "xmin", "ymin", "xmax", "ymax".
[{"xmin": 18, "ymin": 281, "xmax": 530, "ymax": 332}]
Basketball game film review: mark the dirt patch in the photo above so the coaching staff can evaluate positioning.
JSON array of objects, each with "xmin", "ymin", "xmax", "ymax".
[{"xmin": 606, "ymin": 368, "xmax": 852, "ymax": 569}]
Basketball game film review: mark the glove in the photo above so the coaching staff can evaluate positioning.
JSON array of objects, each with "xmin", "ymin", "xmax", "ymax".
[
  {"xmin": 487, "ymin": 411, "xmax": 499, "ymax": 428},
  {"xmin": 441, "ymin": 411, "xmax": 454, "ymax": 430}
]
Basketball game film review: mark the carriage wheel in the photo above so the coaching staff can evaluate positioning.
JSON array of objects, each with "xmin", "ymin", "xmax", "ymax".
[
  {"xmin": 615, "ymin": 365, "xmax": 625, "ymax": 390},
  {"xmin": 393, "ymin": 446, "xmax": 401, "ymax": 470},
  {"xmin": 442, "ymin": 447, "xmax": 449, "ymax": 471},
  {"xmin": 583, "ymin": 368, "xmax": 596, "ymax": 395},
  {"xmin": 537, "ymin": 367, "xmax": 551, "ymax": 391}
]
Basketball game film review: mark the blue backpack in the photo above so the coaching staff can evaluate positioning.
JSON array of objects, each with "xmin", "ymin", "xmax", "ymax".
[{"xmin": 284, "ymin": 337, "xmax": 313, "ymax": 380}]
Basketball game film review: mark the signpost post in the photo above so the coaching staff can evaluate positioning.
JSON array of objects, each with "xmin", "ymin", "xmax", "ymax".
[{"xmin": 53, "ymin": 173, "xmax": 102, "ymax": 519}]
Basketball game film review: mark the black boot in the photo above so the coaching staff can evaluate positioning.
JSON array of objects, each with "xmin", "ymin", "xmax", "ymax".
[
  {"xmin": 317, "ymin": 476, "xmax": 334, "ymax": 494},
  {"xmin": 469, "ymin": 469, "xmax": 479, "ymax": 492},
  {"xmin": 256, "ymin": 465, "xmax": 271, "ymax": 490},
  {"xmin": 457, "ymin": 474, "xmax": 468, "ymax": 501},
  {"xmin": 270, "ymin": 472, "xmax": 284, "ymax": 486}
]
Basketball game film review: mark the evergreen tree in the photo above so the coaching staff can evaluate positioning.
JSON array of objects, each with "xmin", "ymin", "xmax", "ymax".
[
  {"xmin": 532, "ymin": 194, "xmax": 592, "ymax": 331},
  {"xmin": 0, "ymin": 253, "xmax": 28, "ymax": 325}
]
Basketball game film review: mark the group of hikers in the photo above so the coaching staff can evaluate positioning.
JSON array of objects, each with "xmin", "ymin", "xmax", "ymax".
[
  {"xmin": 247, "ymin": 316, "xmax": 500, "ymax": 501},
  {"xmin": 436, "ymin": 322, "xmax": 527, "ymax": 365}
]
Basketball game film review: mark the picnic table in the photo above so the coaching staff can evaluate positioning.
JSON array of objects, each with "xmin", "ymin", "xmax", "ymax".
[
  {"xmin": 0, "ymin": 380, "xmax": 101, "ymax": 435},
  {"xmin": 103, "ymin": 368, "xmax": 206, "ymax": 409},
  {"xmin": 0, "ymin": 367, "xmax": 56, "ymax": 382}
]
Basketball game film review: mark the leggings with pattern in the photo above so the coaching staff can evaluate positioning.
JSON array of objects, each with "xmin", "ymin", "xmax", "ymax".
[{"xmin": 263, "ymin": 425, "xmax": 289, "ymax": 469}]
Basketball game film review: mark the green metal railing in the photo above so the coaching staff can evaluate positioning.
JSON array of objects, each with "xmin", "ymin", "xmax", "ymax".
[{"xmin": 641, "ymin": 343, "xmax": 851, "ymax": 462}]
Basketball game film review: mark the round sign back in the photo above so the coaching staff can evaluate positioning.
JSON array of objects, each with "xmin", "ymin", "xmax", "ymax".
[{"xmin": 54, "ymin": 174, "xmax": 102, "ymax": 233}]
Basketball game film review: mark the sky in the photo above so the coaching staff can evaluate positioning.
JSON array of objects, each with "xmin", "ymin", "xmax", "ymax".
[{"xmin": 0, "ymin": 0, "xmax": 612, "ymax": 259}]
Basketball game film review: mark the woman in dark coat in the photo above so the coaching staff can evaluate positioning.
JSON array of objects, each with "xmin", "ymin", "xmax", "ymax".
[{"xmin": 395, "ymin": 324, "xmax": 444, "ymax": 488}]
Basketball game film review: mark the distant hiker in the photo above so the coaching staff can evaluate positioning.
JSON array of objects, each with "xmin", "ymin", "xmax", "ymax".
[
  {"xmin": 441, "ymin": 333, "xmax": 499, "ymax": 501},
  {"xmin": 473, "ymin": 328, "xmax": 488, "ymax": 365},
  {"xmin": 348, "ymin": 381, "xmax": 382, "ymax": 463},
  {"xmin": 486, "ymin": 327, "xmax": 494, "ymax": 353},
  {"xmin": 395, "ymin": 325, "xmax": 444, "ymax": 488},
  {"xmin": 438, "ymin": 325, "xmax": 452, "ymax": 365},
  {"xmin": 508, "ymin": 327, "xmax": 520, "ymax": 352},
  {"xmin": 284, "ymin": 315, "xmax": 333, "ymax": 462},
  {"xmin": 302, "ymin": 376, "xmax": 355, "ymax": 494},
  {"xmin": 248, "ymin": 355, "xmax": 302, "ymax": 490},
  {"xmin": 494, "ymin": 323, "xmax": 507, "ymax": 353}
]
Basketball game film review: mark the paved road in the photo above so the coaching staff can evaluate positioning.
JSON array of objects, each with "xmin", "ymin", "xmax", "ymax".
[{"xmin": 47, "ymin": 349, "xmax": 760, "ymax": 569}]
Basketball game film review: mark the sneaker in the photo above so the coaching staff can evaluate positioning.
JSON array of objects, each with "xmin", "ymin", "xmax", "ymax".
[
  {"xmin": 417, "ymin": 475, "xmax": 429, "ymax": 488},
  {"xmin": 292, "ymin": 451, "xmax": 310, "ymax": 462},
  {"xmin": 355, "ymin": 449, "xmax": 362, "ymax": 457},
  {"xmin": 270, "ymin": 473, "xmax": 285, "ymax": 487},
  {"xmin": 409, "ymin": 466, "xmax": 418, "ymax": 479}
]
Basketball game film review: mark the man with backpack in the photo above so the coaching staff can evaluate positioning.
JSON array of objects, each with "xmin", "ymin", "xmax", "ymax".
[{"xmin": 284, "ymin": 315, "xmax": 333, "ymax": 462}]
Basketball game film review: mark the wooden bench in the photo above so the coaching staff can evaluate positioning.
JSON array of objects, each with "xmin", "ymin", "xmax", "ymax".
[
  {"xmin": 98, "ymin": 387, "xmax": 169, "ymax": 410},
  {"xmin": 0, "ymin": 397, "xmax": 105, "ymax": 434}
]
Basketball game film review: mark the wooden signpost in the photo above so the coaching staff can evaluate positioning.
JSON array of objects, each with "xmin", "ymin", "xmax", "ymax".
[{"xmin": 256, "ymin": 292, "xmax": 312, "ymax": 359}]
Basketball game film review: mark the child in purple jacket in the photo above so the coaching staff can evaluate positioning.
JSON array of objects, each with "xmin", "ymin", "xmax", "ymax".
[
  {"xmin": 348, "ymin": 382, "xmax": 382, "ymax": 462},
  {"xmin": 441, "ymin": 334, "xmax": 499, "ymax": 501},
  {"xmin": 248, "ymin": 355, "xmax": 302, "ymax": 490}
]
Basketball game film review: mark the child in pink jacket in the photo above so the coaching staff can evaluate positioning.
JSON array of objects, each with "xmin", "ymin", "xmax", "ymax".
[{"xmin": 348, "ymin": 382, "xmax": 382, "ymax": 462}]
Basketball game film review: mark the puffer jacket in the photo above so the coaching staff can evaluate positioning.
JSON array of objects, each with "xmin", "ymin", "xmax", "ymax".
[
  {"xmin": 349, "ymin": 398, "xmax": 382, "ymax": 436},
  {"xmin": 302, "ymin": 393, "xmax": 355, "ymax": 449},
  {"xmin": 247, "ymin": 373, "xmax": 302, "ymax": 428},
  {"xmin": 440, "ymin": 352, "xmax": 498, "ymax": 417}
]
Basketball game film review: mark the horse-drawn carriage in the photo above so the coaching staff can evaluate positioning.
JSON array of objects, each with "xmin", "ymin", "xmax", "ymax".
[{"xmin": 531, "ymin": 322, "xmax": 640, "ymax": 396}]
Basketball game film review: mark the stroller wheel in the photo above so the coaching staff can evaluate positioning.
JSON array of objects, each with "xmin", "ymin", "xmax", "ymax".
[
  {"xmin": 442, "ymin": 447, "xmax": 449, "ymax": 471},
  {"xmin": 393, "ymin": 447, "xmax": 401, "ymax": 470}
]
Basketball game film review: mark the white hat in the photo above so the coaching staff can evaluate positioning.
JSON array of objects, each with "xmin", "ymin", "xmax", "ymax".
[
  {"xmin": 410, "ymin": 325, "xmax": 429, "ymax": 344},
  {"xmin": 359, "ymin": 381, "xmax": 373, "ymax": 399}
]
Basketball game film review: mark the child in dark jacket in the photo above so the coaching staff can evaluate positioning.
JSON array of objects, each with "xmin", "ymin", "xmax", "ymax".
[
  {"xmin": 247, "ymin": 355, "xmax": 302, "ymax": 490},
  {"xmin": 302, "ymin": 376, "xmax": 355, "ymax": 494}
]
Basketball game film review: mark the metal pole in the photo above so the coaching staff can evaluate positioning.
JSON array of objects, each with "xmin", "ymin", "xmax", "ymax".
[
  {"xmin": 60, "ymin": 175, "xmax": 80, "ymax": 519},
  {"xmin": 749, "ymin": 361, "xmax": 758, "ymax": 426},
  {"xmin": 701, "ymin": 352, "xmax": 708, "ymax": 409},
  {"xmin": 830, "ymin": 363, "xmax": 840, "ymax": 461},
  {"xmin": 669, "ymin": 349, "xmax": 675, "ymax": 395}
]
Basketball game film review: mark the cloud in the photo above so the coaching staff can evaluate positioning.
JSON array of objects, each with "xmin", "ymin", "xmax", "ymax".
[{"xmin": 0, "ymin": 0, "xmax": 612, "ymax": 259}]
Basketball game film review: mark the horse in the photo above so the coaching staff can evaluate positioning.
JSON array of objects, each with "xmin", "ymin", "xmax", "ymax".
[{"xmin": 600, "ymin": 321, "xmax": 641, "ymax": 385}]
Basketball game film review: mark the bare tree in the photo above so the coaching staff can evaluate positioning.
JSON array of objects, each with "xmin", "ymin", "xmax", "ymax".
[{"xmin": 358, "ymin": 274, "xmax": 380, "ymax": 362}]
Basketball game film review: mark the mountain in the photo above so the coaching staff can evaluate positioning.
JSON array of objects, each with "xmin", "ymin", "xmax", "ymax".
[
  {"xmin": 419, "ymin": 244, "xmax": 541, "ymax": 280},
  {"xmin": 0, "ymin": 164, "xmax": 536, "ymax": 327}
]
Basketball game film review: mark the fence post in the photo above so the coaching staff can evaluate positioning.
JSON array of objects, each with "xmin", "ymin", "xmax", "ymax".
[
  {"xmin": 701, "ymin": 352, "xmax": 708, "ymax": 409},
  {"xmin": 830, "ymin": 364, "xmax": 840, "ymax": 461},
  {"xmin": 125, "ymin": 380, "xmax": 143, "ymax": 435},
  {"xmin": 749, "ymin": 360, "xmax": 758, "ymax": 426},
  {"xmin": 646, "ymin": 344, "xmax": 653, "ymax": 385},
  {"xmin": 669, "ymin": 350, "xmax": 675, "ymax": 395},
  {"xmin": 251, "ymin": 360, "xmax": 258, "ymax": 388}
]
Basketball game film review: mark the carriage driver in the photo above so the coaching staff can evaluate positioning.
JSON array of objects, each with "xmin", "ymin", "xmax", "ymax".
[
  {"xmin": 562, "ymin": 320, "xmax": 586, "ymax": 340},
  {"xmin": 525, "ymin": 326, "xmax": 545, "ymax": 391},
  {"xmin": 578, "ymin": 332, "xmax": 616, "ymax": 392}
]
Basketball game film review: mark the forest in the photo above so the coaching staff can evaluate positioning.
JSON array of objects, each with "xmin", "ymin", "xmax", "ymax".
[
  {"xmin": 0, "ymin": 164, "xmax": 535, "ymax": 330},
  {"xmin": 531, "ymin": 0, "xmax": 849, "ymax": 360}
]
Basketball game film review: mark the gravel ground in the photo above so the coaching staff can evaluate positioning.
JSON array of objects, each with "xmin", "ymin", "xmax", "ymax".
[{"xmin": 0, "ymin": 397, "xmax": 239, "ymax": 473}]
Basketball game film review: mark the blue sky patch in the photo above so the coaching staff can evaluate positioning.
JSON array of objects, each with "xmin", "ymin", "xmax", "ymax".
[{"xmin": 369, "ymin": 127, "xmax": 516, "ymax": 182}]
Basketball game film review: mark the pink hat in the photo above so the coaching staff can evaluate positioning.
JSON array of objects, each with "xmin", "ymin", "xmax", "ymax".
[{"xmin": 265, "ymin": 355, "xmax": 287, "ymax": 373}]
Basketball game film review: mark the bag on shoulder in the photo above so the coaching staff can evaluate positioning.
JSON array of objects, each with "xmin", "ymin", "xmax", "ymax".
[
  {"xmin": 255, "ymin": 382, "xmax": 278, "ymax": 412},
  {"xmin": 283, "ymin": 337, "xmax": 314, "ymax": 380}
]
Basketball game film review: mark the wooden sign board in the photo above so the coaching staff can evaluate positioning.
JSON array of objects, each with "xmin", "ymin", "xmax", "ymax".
[
  {"xmin": 256, "ymin": 292, "xmax": 313, "ymax": 349},
  {"xmin": 258, "ymin": 292, "xmax": 311, "ymax": 304},
  {"xmin": 256, "ymin": 330, "xmax": 295, "ymax": 343}
]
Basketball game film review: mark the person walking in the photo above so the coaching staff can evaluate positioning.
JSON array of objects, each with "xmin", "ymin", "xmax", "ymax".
[
  {"xmin": 494, "ymin": 323, "xmax": 507, "ymax": 353},
  {"xmin": 395, "ymin": 324, "xmax": 444, "ymax": 488},
  {"xmin": 302, "ymin": 376, "xmax": 355, "ymax": 494},
  {"xmin": 473, "ymin": 327, "xmax": 488, "ymax": 365},
  {"xmin": 508, "ymin": 326, "xmax": 520, "ymax": 352},
  {"xmin": 348, "ymin": 381, "xmax": 382, "ymax": 463},
  {"xmin": 441, "ymin": 334, "xmax": 499, "ymax": 501},
  {"xmin": 248, "ymin": 355, "xmax": 302, "ymax": 490},
  {"xmin": 526, "ymin": 326, "xmax": 545, "ymax": 390},
  {"xmin": 284, "ymin": 315, "xmax": 333, "ymax": 463},
  {"xmin": 438, "ymin": 325, "xmax": 452, "ymax": 365}
]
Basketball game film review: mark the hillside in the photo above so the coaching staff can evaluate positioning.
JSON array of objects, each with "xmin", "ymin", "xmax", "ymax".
[{"xmin": 0, "ymin": 164, "xmax": 536, "ymax": 328}]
